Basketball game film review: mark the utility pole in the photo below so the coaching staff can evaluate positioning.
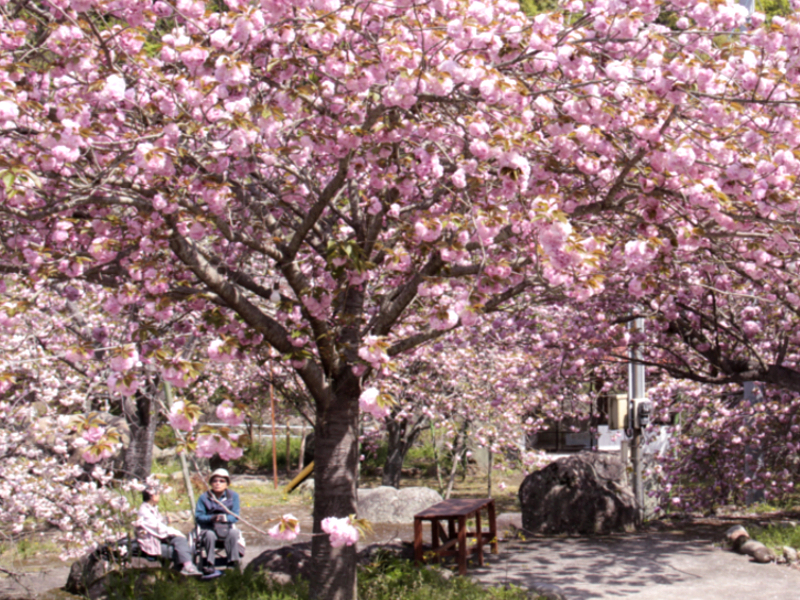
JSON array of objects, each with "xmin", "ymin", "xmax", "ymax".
[{"xmin": 628, "ymin": 315, "xmax": 647, "ymax": 525}]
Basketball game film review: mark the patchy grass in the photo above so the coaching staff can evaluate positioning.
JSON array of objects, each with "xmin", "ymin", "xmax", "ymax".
[
  {"xmin": 0, "ymin": 535, "xmax": 61, "ymax": 562},
  {"xmin": 750, "ymin": 522, "xmax": 800, "ymax": 554},
  {"xmin": 104, "ymin": 553, "xmax": 538, "ymax": 600}
]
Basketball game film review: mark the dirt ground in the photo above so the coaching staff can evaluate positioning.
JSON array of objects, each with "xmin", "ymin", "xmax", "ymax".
[{"xmin": 3, "ymin": 509, "xmax": 800, "ymax": 600}]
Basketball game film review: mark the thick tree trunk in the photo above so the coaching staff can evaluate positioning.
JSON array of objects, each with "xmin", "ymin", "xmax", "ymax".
[
  {"xmin": 382, "ymin": 440, "xmax": 406, "ymax": 489},
  {"xmin": 123, "ymin": 391, "xmax": 156, "ymax": 481},
  {"xmin": 381, "ymin": 414, "xmax": 428, "ymax": 488},
  {"xmin": 309, "ymin": 372, "xmax": 360, "ymax": 600}
]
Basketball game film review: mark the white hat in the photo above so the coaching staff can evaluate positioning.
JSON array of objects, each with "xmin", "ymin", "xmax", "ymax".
[{"xmin": 208, "ymin": 468, "xmax": 231, "ymax": 484}]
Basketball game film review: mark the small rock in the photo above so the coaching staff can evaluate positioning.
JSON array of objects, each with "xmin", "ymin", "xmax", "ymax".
[
  {"xmin": 296, "ymin": 479, "xmax": 314, "ymax": 494},
  {"xmin": 725, "ymin": 524, "xmax": 749, "ymax": 545},
  {"xmin": 266, "ymin": 572, "xmax": 292, "ymax": 586},
  {"xmin": 736, "ymin": 539, "xmax": 776, "ymax": 563},
  {"xmin": 357, "ymin": 542, "xmax": 415, "ymax": 565},
  {"xmin": 784, "ymin": 546, "xmax": 798, "ymax": 564},
  {"xmin": 423, "ymin": 565, "xmax": 454, "ymax": 581},
  {"xmin": 530, "ymin": 582, "xmax": 568, "ymax": 600}
]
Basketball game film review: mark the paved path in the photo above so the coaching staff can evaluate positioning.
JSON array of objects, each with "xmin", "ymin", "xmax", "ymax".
[
  {"xmin": 471, "ymin": 530, "xmax": 800, "ymax": 600},
  {"xmin": 4, "ymin": 519, "xmax": 800, "ymax": 600}
]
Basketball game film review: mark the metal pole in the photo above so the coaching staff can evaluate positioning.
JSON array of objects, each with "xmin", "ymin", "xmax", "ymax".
[
  {"xmin": 628, "ymin": 315, "xmax": 645, "ymax": 525},
  {"xmin": 270, "ymin": 366, "xmax": 278, "ymax": 490}
]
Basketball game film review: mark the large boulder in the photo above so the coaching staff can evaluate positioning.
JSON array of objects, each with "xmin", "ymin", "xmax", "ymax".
[
  {"xmin": 357, "ymin": 486, "xmax": 442, "ymax": 524},
  {"xmin": 519, "ymin": 451, "xmax": 636, "ymax": 535}
]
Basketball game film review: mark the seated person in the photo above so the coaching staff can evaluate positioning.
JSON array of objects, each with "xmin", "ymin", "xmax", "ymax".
[
  {"xmin": 136, "ymin": 488, "xmax": 201, "ymax": 576},
  {"xmin": 195, "ymin": 468, "xmax": 244, "ymax": 572}
]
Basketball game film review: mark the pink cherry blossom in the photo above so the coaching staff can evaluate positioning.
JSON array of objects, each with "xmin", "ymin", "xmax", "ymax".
[
  {"xmin": 321, "ymin": 516, "xmax": 359, "ymax": 548},
  {"xmin": 167, "ymin": 401, "xmax": 196, "ymax": 432},
  {"xmin": 216, "ymin": 400, "xmax": 246, "ymax": 426},
  {"xmin": 268, "ymin": 513, "xmax": 300, "ymax": 541}
]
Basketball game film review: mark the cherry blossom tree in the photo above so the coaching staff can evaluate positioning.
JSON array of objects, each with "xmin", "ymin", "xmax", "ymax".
[{"xmin": 5, "ymin": 0, "xmax": 800, "ymax": 597}]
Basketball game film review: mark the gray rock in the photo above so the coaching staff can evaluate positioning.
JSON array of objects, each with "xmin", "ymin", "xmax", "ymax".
[
  {"xmin": 784, "ymin": 546, "xmax": 798, "ymax": 563},
  {"xmin": 357, "ymin": 542, "xmax": 415, "ymax": 565},
  {"xmin": 518, "ymin": 451, "xmax": 636, "ymax": 535},
  {"xmin": 66, "ymin": 552, "xmax": 110, "ymax": 596},
  {"xmin": 357, "ymin": 486, "xmax": 442, "ymax": 524},
  {"xmin": 245, "ymin": 542, "xmax": 313, "ymax": 581}
]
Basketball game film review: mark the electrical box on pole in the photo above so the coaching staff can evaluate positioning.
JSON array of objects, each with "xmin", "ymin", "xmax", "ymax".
[
  {"xmin": 609, "ymin": 393, "xmax": 628, "ymax": 430},
  {"xmin": 632, "ymin": 398, "xmax": 652, "ymax": 429}
]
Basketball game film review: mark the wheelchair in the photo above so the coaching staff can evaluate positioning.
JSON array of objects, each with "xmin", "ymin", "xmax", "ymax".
[{"xmin": 187, "ymin": 523, "xmax": 244, "ymax": 570}]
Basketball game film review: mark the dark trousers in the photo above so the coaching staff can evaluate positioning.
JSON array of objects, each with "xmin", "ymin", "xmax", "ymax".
[
  {"xmin": 161, "ymin": 535, "xmax": 193, "ymax": 568},
  {"xmin": 199, "ymin": 528, "xmax": 241, "ymax": 567}
]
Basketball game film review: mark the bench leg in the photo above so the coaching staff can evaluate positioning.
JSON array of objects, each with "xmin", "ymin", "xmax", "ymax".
[
  {"xmin": 488, "ymin": 500, "xmax": 498, "ymax": 554},
  {"xmin": 475, "ymin": 510, "xmax": 484, "ymax": 566},
  {"xmin": 414, "ymin": 518, "xmax": 423, "ymax": 565},
  {"xmin": 457, "ymin": 515, "xmax": 467, "ymax": 576}
]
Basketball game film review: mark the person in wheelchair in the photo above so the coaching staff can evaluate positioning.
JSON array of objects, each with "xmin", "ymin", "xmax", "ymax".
[
  {"xmin": 195, "ymin": 468, "xmax": 244, "ymax": 573},
  {"xmin": 136, "ymin": 488, "xmax": 201, "ymax": 576}
]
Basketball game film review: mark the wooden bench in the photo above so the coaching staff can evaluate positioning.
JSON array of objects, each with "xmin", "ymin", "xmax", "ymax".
[{"xmin": 413, "ymin": 497, "xmax": 498, "ymax": 575}]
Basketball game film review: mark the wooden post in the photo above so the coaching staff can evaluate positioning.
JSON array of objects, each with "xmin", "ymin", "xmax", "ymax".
[
  {"xmin": 270, "ymin": 368, "xmax": 278, "ymax": 490},
  {"xmin": 298, "ymin": 422, "xmax": 307, "ymax": 472},
  {"xmin": 285, "ymin": 417, "xmax": 291, "ymax": 474}
]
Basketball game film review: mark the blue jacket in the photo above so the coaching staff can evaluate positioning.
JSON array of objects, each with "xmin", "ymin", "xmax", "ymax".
[{"xmin": 195, "ymin": 490, "xmax": 240, "ymax": 529}]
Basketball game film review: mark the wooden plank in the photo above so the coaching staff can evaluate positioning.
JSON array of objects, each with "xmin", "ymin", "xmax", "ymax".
[{"xmin": 436, "ymin": 537, "xmax": 459, "ymax": 553}]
